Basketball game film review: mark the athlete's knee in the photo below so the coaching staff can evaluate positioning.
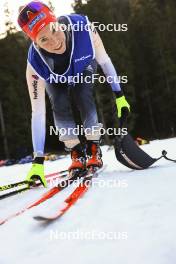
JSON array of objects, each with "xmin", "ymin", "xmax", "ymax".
[{"xmin": 84, "ymin": 123, "xmax": 103, "ymax": 141}]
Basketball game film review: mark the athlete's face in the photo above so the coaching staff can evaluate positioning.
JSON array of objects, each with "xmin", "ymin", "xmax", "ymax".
[{"xmin": 35, "ymin": 23, "xmax": 66, "ymax": 54}]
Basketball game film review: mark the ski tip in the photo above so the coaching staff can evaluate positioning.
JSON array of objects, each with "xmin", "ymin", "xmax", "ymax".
[
  {"xmin": 33, "ymin": 216, "xmax": 49, "ymax": 221},
  {"xmin": 33, "ymin": 215, "xmax": 59, "ymax": 222},
  {"xmin": 0, "ymin": 220, "xmax": 5, "ymax": 225}
]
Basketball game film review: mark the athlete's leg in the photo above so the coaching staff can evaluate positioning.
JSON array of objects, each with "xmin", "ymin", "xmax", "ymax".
[
  {"xmin": 71, "ymin": 60, "xmax": 102, "ymax": 142},
  {"xmin": 71, "ymin": 60, "xmax": 103, "ymax": 168},
  {"xmin": 45, "ymin": 83, "xmax": 80, "ymax": 149}
]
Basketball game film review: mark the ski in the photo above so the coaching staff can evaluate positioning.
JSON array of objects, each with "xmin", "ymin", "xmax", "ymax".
[
  {"xmin": 34, "ymin": 166, "xmax": 105, "ymax": 222},
  {"xmin": 0, "ymin": 186, "xmax": 31, "ymax": 200},
  {"xmin": 0, "ymin": 169, "xmax": 68, "ymax": 200},
  {"xmin": 0, "ymin": 180, "xmax": 30, "ymax": 192},
  {"xmin": 0, "ymin": 169, "xmax": 68, "ymax": 191},
  {"xmin": 0, "ymin": 169, "xmax": 87, "ymax": 225}
]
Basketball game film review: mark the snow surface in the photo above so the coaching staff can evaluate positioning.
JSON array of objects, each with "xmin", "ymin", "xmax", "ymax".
[{"xmin": 0, "ymin": 138, "xmax": 176, "ymax": 264}]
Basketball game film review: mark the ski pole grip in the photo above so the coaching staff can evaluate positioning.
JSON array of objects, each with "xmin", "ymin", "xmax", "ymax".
[{"xmin": 119, "ymin": 108, "xmax": 129, "ymax": 129}]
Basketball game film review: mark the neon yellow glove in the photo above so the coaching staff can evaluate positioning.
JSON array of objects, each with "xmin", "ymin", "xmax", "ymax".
[
  {"xmin": 26, "ymin": 157, "xmax": 47, "ymax": 188},
  {"xmin": 116, "ymin": 95, "xmax": 130, "ymax": 118}
]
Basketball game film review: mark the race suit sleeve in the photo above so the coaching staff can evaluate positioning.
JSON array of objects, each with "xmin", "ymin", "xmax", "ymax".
[
  {"xmin": 92, "ymin": 29, "xmax": 122, "ymax": 92},
  {"xmin": 26, "ymin": 62, "xmax": 46, "ymax": 157}
]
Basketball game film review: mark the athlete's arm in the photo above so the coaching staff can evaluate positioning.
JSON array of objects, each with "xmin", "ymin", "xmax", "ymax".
[
  {"xmin": 26, "ymin": 62, "xmax": 46, "ymax": 157},
  {"xmin": 92, "ymin": 29, "xmax": 121, "ymax": 92},
  {"xmin": 91, "ymin": 27, "xmax": 130, "ymax": 119}
]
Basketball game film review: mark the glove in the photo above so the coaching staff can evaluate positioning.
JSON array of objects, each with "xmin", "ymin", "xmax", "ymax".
[
  {"xmin": 115, "ymin": 91, "xmax": 130, "ymax": 119},
  {"xmin": 26, "ymin": 157, "xmax": 47, "ymax": 188}
]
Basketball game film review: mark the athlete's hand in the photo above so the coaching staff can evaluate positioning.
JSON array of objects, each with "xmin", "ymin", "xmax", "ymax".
[
  {"xmin": 26, "ymin": 157, "xmax": 47, "ymax": 188},
  {"xmin": 114, "ymin": 91, "xmax": 130, "ymax": 124}
]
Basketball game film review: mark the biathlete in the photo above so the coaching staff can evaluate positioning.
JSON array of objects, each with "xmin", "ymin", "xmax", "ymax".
[{"xmin": 17, "ymin": 1, "xmax": 130, "ymax": 186}]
